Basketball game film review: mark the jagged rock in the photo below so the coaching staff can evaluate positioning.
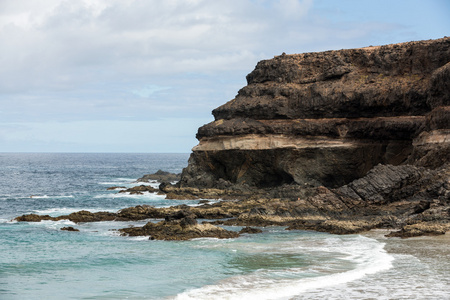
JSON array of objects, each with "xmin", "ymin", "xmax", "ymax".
[
  {"xmin": 15, "ymin": 214, "xmax": 54, "ymax": 222},
  {"xmin": 65, "ymin": 211, "xmax": 117, "ymax": 223},
  {"xmin": 165, "ymin": 209, "xmax": 196, "ymax": 221},
  {"xmin": 160, "ymin": 182, "xmax": 251, "ymax": 200},
  {"xmin": 180, "ymin": 37, "xmax": 450, "ymax": 190},
  {"xmin": 107, "ymin": 186, "xmax": 126, "ymax": 190},
  {"xmin": 15, "ymin": 205, "xmax": 165, "ymax": 223},
  {"xmin": 119, "ymin": 185, "xmax": 157, "ymax": 194},
  {"xmin": 116, "ymin": 205, "xmax": 166, "ymax": 220},
  {"xmin": 119, "ymin": 218, "xmax": 239, "ymax": 241},
  {"xmin": 137, "ymin": 170, "xmax": 181, "ymax": 183}
]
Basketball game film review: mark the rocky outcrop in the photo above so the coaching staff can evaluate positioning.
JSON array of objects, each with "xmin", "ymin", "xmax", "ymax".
[
  {"xmin": 173, "ymin": 37, "xmax": 450, "ymax": 237},
  {"xmin": 15, "ymin": 207, "xmax": 161, "ymax": 223},
  {"xmin": 180, "ymin": 37, "xmax": 449, "ymax": 190},
  {"xmin": 119, "ymin": 185, "xmax": 158, "ymax": 195},
  {"xmin": 14, "ymin": 38, "xmax": 450, "ymax": 239},
  {"xmin": 119, "ymin": 218, "xmax": 239, "ymax": 240},
  {"xmin": 14, "ymin": 160, "xmax": 449, "ymax": 237},
  {"xmin": 137, "ymin": 170, "xmax": 181, "ymax": 183}
]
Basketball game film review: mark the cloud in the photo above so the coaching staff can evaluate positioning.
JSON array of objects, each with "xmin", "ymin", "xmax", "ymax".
[
  {"xmin": 0, "ymin": 0, "xmax": 315, "ymax": 93},
  {"xmin": 0, "ymin": 0, "xmax": 447, "ymax": 152}
]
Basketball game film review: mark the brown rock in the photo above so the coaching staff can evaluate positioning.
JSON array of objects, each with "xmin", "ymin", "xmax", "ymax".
[
  {"xmin": 119, "ymin": 218, "xmax": 239, "ymax": 241},
  {"xmin": 106, "ymin": 186, "xmax": 126, "ymax": 190},
  {"xmin": 239, "ymin": 226, "xmax": 263, "ymax": 234},
  {"xmin": 61, "ymin": 226, "xmax": 79, "ymax": 232},
  {"xmin": 137, "ymin": 170, "xmax": 181, "ymax": 183},
  {"xmin": 119, "ymin": 185, "xmax": 157, "ymax": 195},
  {"xmin": 14, "ymin": 214, "xmax": 55, "ymax": 222},
  {"xmin": 385, "ymin": 222, "xmax": 449, "ymax": 238},
  {"xmin": 179, "ymin": 37, "xmax": 450, "ymax": 190}
]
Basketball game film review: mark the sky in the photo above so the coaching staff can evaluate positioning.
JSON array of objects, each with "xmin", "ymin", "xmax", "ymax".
[{"xmin": 0, "ymin": 0, "xmax": 449, "ymax": 153}]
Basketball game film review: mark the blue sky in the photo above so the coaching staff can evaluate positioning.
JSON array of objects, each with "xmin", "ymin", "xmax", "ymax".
[{"xmin": 0, "ymin": 0, "xmax": 449, "ymax": 153}]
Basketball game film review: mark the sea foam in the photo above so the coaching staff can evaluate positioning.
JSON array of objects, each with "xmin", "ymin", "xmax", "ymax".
[{"xmin": 175, "ymin": 235, "xmax": 394, "ymax": 300}]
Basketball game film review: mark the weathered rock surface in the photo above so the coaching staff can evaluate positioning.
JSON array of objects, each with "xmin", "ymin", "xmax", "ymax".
[
  {"xmin": 119, "ymin": 185, "xmax": 158, "ymax": 195},
  {"xmin": 14, "ymin": 160, "xmax": 449, "ymax": 236},
  {"xmin": 119, "ymin": 218, "xmax": 239, "ymax": 240},
  {"xmin": 106, "ymin": 186, "xmax": 126, "ymax": 190},
  {"xmin": 174, "ymin": 37, "xmax": 450, "ymax": 237},
  {"xmin": 14, "ymin": 38, "xmax": 450, "ymax": 239},
  {"xmin": 15, "ymin": 206, "xmax": 160, "ymax": 223},
  {"xmin": 180, "ymin": 37, "xmax": 450, "ymax": 190},
  {"xmin": 137, "ymin": 170, "xmax": 181, "ymax": 183}
]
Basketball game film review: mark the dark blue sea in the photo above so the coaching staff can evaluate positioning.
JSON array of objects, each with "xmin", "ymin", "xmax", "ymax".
[{"xmin": 1, "ymin": 153, "xmax": 448, "ymax": 299}]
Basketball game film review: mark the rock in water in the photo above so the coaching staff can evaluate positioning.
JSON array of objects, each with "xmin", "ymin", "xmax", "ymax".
[
  {"xmin": 137, "ymin": 170, "xmax": 181, "ymax": 182},
  {"xmin": 61, "ymin": 226, "xmax": 79, "ymax": 232},
  {"xmin": 118, "ymin": 185, "xmax": 157, "ymax": 195},
  {"xmin": 119, "ymin": 218, "xmax": 240, "ymax": 241}
]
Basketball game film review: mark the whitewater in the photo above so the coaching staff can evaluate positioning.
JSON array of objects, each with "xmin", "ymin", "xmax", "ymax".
[{"xmin": 1, "ymin": 153, "xmax": 448, "ymax": 299}]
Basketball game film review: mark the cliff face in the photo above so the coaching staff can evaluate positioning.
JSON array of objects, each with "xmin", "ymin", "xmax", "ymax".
[
  {"xmin": 14, "ymin": 39, "xmax": 450, "ymax": 238},
  {"xmin": 180, "ymin": 37, "xmax": 450, "ymax": 190}
]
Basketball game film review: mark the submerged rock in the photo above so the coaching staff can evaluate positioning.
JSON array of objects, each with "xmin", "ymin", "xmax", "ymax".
[
  {"xmin": 106, "ymin": 186, "xmax": 126, "ymax": 190},
  {"xmin": 61, "ymin": 226, "xmax": 79, "ymax": 232}
]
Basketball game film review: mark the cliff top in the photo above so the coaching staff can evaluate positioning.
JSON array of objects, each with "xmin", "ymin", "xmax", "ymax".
[{"xmin": 211, "ymin": 37, "xmax": 449, "ymax": 121}]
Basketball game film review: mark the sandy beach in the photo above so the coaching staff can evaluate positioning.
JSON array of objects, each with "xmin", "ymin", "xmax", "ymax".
[{"xmin": 292, "ymin": 230, "xmax": 450, "ymax": 299}]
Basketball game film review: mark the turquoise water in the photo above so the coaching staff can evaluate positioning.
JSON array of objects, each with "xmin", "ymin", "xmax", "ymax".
[{"xmin": 1, "ymin": 153, "xmax": 446, "ymax": 299}]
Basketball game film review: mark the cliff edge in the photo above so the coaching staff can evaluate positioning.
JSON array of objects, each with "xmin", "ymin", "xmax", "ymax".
[
  {"xmin": 180, "ymin": 37, "xmax": 449, "ymax": 189},
  {"xmin": 15, "ymin": 38, "xmax": 450, "ymax": 238},
  {"xmin": 175, "ymin": 37, "xmax": 449, "ymax": 236}
]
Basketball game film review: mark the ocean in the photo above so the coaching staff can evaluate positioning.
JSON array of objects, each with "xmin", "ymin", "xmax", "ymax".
[{"xmin": 0, "ymin": 153, "xmax": 448, "ymax": 300}]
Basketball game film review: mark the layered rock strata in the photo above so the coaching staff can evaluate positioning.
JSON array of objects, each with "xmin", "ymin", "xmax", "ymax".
[
  {"xmin": 174, "ymin": 37, "xmax": 450, "ymax": 237},
  {"xmin": 14, "ymin": 38, "xmax": 450, "ymax": 239},
  {"xmin": 180, "ymin": 37, "xmax": 450, "ymax": 189}
]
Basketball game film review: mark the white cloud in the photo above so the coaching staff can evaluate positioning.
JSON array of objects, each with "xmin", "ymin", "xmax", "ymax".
[
  {"xmin": 0, "ymin": 0, "xmax": 315, "ymax": 93},
  {"xmin": 0, "ymin": 0, "xmax": 447, "ymax": 152}
]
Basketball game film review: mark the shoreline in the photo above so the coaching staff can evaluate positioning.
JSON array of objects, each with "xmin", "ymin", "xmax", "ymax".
[{"xmin": 286, "ymin": 230, "xmax": 450, "ymax": 299}]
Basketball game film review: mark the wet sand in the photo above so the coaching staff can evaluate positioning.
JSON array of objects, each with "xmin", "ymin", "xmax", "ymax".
[{"xmin": 292, "ymin": 231, "xmax": 450, "ymax": 299}]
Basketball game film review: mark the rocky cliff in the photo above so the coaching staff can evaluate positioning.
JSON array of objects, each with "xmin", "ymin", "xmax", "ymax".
[
  {"xmin": 180, "ymin": 38, "xmax": 449, "ymax": 192},
  {"xmin": 172, "ymin": 37, "xmax": 450, "ymax": 237},
  {"xmin": 15, "ymin": 38, "xmax": 450, "ymax": 239}
]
